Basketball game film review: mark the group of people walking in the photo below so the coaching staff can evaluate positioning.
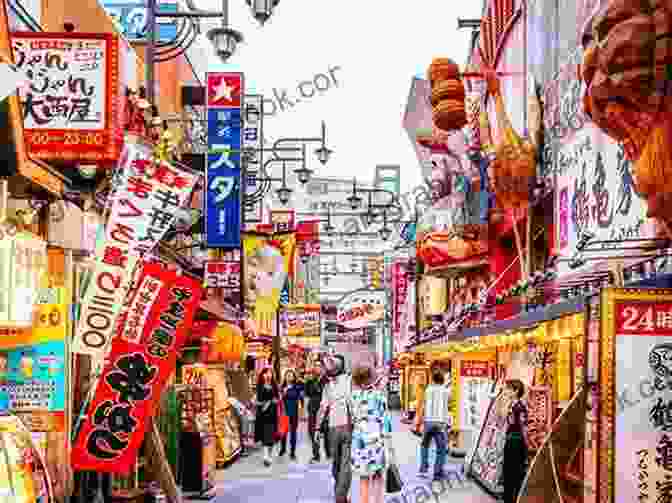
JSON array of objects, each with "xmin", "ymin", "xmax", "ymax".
[
  {"xmin": 254, "ymin": 355, "xmax": 393, "ymax": 503},
  {"xmin": 254, "ymin": 356, "xmax": 530, "ymax": 503}
]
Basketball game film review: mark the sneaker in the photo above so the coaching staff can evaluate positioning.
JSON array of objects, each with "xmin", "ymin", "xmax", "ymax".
[
  {"xmin": 263, "ymin": 457, "xmax": 272, "ymax": 467},
  {"xmin": 309, "ymin": 457, "xmax": 320, "ymax": 464},
  {"xmin": 290, "ymin": 454, "xmax": 297, "ymax": 461}
]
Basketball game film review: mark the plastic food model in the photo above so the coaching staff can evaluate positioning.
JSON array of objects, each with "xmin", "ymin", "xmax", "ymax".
[
  {"xmin": 428, "ymin": 58, "xmax": 468, "ymax": 132},
  {"xmin": 580, "ymin": 0, "xmax": 672, "ymax": 222},
  {"xmin": 481, "ymin": 73, "xmax": 542, "ymax": 210}
]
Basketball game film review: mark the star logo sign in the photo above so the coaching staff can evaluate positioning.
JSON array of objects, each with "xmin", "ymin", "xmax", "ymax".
[{"xmin": 207, "ymin": 74, "xmax": 242, "ymax": 107}]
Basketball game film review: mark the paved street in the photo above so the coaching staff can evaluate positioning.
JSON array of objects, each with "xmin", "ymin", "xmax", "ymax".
[{"xmin": 214, "ymin": 414, "xmax": 493, "ymax": 503}]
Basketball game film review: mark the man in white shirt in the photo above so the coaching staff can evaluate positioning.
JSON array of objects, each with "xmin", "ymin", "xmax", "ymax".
[{"xmin": 418, "ymin": 371, "xmax": 452, "ymax": 480}]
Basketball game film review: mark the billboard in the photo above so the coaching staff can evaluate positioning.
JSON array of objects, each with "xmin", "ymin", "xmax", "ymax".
[
  {"xmin": 336, "ymin": 290, "xmax": 385, "ymax": 330},
  {"xmin": 11, "ymin": 32, "xmax": 122, "ymax": 162}
]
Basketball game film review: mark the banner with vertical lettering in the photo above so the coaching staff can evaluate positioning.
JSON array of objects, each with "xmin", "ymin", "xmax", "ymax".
[
  {"xmin": 72, "ymin": 145, "xmax": 198, "ymax": 358},
  {"xmin": 71, "ymin": 263, "xmax": 202, "ymax": 473}
]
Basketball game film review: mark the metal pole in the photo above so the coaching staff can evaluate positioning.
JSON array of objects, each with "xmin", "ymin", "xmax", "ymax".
[{"xmin": 146, "ymin": 0, "xmax": 157, "ymax": 106}]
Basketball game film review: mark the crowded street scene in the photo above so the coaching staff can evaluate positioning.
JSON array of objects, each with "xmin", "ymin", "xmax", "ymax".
[{"xmin": 0, "ymin": 0, "xmax": 669, "ymax": 501}]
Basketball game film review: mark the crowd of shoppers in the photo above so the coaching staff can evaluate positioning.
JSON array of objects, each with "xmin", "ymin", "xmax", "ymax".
[{"xmin": 253, "ymin": 358, "xmax": 530, "ymax": 503}]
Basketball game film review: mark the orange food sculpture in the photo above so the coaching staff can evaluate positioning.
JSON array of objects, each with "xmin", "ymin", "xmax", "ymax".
[
  {"xmin": 482, "ymin": 73, "xmax": 542, "ymax": 209},
  {"xmin": 580, "ymin": 0, "xmax": 672, "ymax": 221},
  {"xmin": 428, "ymin": 58, "xmax": 468, "ymax": 132}
]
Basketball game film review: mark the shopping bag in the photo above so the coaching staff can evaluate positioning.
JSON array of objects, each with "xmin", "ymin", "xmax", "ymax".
[
  {"xmin": 385, "ymin": 443, "xmax": 404, "ymax": 494},
  {"xmin": 386, "ymin": 464, "xmax": 404, "ymax": 493},
  {"xmin": 275, "ymin": 402, "xmax": 289, "ymax": 440}
]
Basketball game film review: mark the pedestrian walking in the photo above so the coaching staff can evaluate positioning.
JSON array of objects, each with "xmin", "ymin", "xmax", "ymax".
[
  {"xmin": 316, "ymin": 355, "xmax": 353, "ymax": 503},
  {"xmin": 501, "ymin": 379, "xmax": 529, "ymax": 503},
  {"xmin": 418, "ymin": 371, "xmax": 452, "ymax": 481},
  {"xmin": 304, "ymin": 367, "xmax": 330, "ymax": 463},
  {"xmin": 350, "ymin": 365, "xmax": 392, "ymax": 503},
  {"xmin": 254, "ymin": 367, "xmax": 280, "ymax": 467},
  {"xmin": 279, "ymin": 369, "xmax": 303, "ymax": 461}
]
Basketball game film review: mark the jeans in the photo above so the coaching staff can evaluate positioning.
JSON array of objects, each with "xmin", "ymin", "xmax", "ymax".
[
  {"xmin": 308, "ymin": 413, "xmax": 331, "ymax": 460},
  {"xmin": 280, "ymin": 414, "xmax": 299, "ymax": 455},
  {"xmin": 329, "ymin": 427, "xmax": 352, "ymax": 499},
  {"xmin": 420, "ymin": 422, "xmax": 448, "ymax": 476}
]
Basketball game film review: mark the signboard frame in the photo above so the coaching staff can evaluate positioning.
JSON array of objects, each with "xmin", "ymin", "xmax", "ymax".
[{"xmin": 10, "ymin": 31, "xmax": 122, "ymax": 163}]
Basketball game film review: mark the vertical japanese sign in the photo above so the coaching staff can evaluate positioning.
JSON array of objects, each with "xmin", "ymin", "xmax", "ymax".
[
  {"xmin": 599, "ymin": 289, "xmax": 672, "ymax": 503},
  {"xmin": 11, "ymin": 33, "xmax": 121, "ymax": 162},
  {"xmin": 295, "ymin": 221, "xmax": 320, "ymax": 305},
  {"xmin": 71, "ymin": 264, "xmax": 202, "ymax": 473},
  {"xmin": 243, "ymin": 95, "xmax": 263, "ymax": 225},
  {"xmin": 206, "ymin": 72, "xmax": 243, "ymax": 247},
  {"xmin": 72, "ymin": 142, "xmax": 198, "ymax": 357},
  {"xmin": 392, "ymin": 261, "xmax": 408, "ymax": 344}
]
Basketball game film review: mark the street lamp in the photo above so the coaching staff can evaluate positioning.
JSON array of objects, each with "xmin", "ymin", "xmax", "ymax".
[
  {"xmin": 272, "ymin": 121, "xmax": 333, "ymax": 166},
  {"xmin": 293, "ymin": 144, "xmax": 314, "ymax": 185},
  {"xmin": 246, "ymin": 0, "xmax": 280, "ymax": 25},
  {"xmin": 346, "ymin": 178, "xmax": 363, "ymax": 210},
  {"xmin": 146, "ymin": 0, "xmax": 278, "ymax": 106}
]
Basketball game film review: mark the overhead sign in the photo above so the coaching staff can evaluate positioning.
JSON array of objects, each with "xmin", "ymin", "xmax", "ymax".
[
  {"xmin": 102, "ymin": 1, "xmax": 178, "ymax": 42},
  {"xmin": 11, "ymin": 32, "xmax": 122, "ymax": 162},
  {"xmin": 206, "ymin": 72, "xmax": 243, "ymax": 247},
  {"xmin": 336, "ymin": 290, "xmax": 385, "ymax": 329}
]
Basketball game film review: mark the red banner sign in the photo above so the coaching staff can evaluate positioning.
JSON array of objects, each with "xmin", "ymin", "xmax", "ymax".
[
  {"xmin": 205, "ymin": 261, "xmax": 241, "ymax": 289},
  {"xmin": 10, "ymin": 32, "xmax": 122, "ymax": 163},
  {"xmin": 615, "ymin": 301, "xmax": 672, "ymax": 335},
  {"xmin": 392, "ymin": 262, "xmax": 408, "ymax": 335},
  {"xmin": 71, "ymin": 264, "xmax": 202, "ymax": 473},
  {"xmin": 461, "ymin": 360, "xmax": 492, "ymax": 378}
]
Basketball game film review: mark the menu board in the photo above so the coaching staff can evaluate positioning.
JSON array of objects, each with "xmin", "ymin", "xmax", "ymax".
[
  {"xmin": 459, "ymin": 361, "xmax": 494, "ymax": 432},
  {"xmin": 468, "ymin": 387, "xmax": 508, "ymax": 498}
]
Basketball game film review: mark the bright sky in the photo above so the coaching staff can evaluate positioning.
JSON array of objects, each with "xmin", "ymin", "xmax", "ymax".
[{"xmin": 194, "ymin": 0, "xmax": 484, "ymax": 191}]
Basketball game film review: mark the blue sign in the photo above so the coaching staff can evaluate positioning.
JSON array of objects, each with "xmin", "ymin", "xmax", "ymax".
[
  {"xmin": 206, "ymin": 153, "xmax": 241, "ymax": 247},
  {"xmin": 207, "ymin": 109, "xmax": 242, "ymax": 152},
  {"xmin": 102, "ymin": 2, "xmax": 179, "ymax": 42}
]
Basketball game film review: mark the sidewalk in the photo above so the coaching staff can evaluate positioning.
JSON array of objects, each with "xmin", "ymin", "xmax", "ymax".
[{"xmin": 213, "ymin": 413, "xmax": 493, "ymax": 503}]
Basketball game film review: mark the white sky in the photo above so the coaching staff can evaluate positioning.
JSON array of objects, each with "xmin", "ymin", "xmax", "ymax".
[{"xmin": 194, "ymin": 0, "xmax": 484, "ymax": 191}]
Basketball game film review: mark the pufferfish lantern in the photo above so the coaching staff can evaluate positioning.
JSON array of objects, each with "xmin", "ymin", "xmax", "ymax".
[
  {"xmin": 580, "ymin": 0, "xmax": 672, "ymax": 223},
  {"xmin": 428, "ymin": 58, "xmax": 468, "ymax": 132},
  {"xmin": 480, "ymin": 73, "xmax": 543, "ymax": 209}
]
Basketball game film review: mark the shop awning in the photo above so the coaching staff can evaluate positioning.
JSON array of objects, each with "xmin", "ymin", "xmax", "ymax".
[{"xmin": 412, "ymin": 298, "xmax": 586, "ymax": 353}]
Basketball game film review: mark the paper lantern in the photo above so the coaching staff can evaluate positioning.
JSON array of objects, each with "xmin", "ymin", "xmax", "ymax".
[
  {"xmin": 580, "ymin": 0, "xmax": 672, "ymax": 220},
  {"xmin": 427, "ymin": 58, "xmax": 468, "ymax": 132}
]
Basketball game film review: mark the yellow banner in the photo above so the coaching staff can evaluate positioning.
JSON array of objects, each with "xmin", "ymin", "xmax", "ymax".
[{"xmin": 243, "ymin": 233, "xmax": 296, "ymax": 337}]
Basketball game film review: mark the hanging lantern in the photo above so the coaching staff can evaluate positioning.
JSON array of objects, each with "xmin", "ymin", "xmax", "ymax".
[
  {"xmin": 580, "ymin": 0, "xmax": 672, "ymax": 222},
  {"xmin": 427, "ymin": 58, "xmax": 468, "ymax": 132}
]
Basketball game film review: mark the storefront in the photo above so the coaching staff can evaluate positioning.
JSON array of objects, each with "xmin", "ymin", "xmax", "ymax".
[{"xmin": 414, "ymin": 301, "xmax": 586, "ymax": 498}]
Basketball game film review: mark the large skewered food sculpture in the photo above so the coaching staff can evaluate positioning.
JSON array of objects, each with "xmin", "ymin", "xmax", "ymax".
[
  {"xmin": 580, "ymin": 0, "xmax": 672, "ymax": 223},
  {"xmin": 480, "ymin": 72, "xmax": 543, "ymax": 210},
  {"xmin": 428, "ymin": 58, "xmax": 468, "ymax": 132}
]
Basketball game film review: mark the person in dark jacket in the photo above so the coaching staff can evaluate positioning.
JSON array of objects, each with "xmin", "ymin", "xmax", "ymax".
[
  {"xmin": 255, "ymin": 367, "xmax": 279, "ymax": 466},
  {"xmin": 304, "ymin": 367, "xmax": 331, "ymax": 463},
  {"xmin": 279, "ymin": 369, "xmax": 303, "ymax": 460}
]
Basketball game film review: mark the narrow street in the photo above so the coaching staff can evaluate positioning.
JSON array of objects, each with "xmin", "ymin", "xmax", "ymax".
[{"xmin": 214, "ymin": 414, "xmax": 493, "ymax": 503}]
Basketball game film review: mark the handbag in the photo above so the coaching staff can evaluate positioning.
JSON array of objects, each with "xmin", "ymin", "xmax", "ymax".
[
  {"xmin": 385, "ymin": 442, "xmax": 404, "ymax": 494},
  {"xmin": 275, "ymin": 401, "xmax": 289, "ymax": 440}
]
